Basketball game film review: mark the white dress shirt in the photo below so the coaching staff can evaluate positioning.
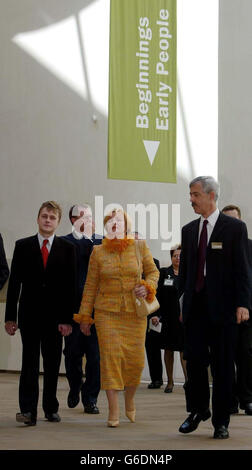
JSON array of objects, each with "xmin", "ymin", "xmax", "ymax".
[
  {"xmin": 72, "ymin": 227, "xmax": 94, "ymax": 242},
  {"xmin": 179, "ymin": 208, "xmax": 220, "ymax": 308},
  {"xmin": 198, "ymin": 208, "xmax": 220, "ymax": 274},
  {"xmin": 37, "ymin": 233, "xmax": 55, "ymax": 252},
  {"xmin": 198, "ymin": 207, "xmax": 220, "ymax": 245}
]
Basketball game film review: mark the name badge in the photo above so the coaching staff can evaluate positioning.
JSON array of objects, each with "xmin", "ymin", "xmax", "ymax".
[
  {"xmin": 211, "ymin": 242, "xmax": 223, "ymax": 250},
  {"xmin": 164, "ymin": 279, "xmax": 174, "ymax": 286}
]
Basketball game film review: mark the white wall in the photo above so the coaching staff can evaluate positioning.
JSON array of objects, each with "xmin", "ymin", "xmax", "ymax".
[
  {"xmin": 218, "ymin": 0, "xmax": 252, "ymax": 234},
  {"xmin": 0, "ymin": 0, "xmax": 219, "ymax": 379}
]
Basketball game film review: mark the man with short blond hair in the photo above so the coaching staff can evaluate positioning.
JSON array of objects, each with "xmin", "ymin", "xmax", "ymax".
[
  {"xmin": 5, "ymin": 201, "xmax": 77, "ymax": 426},
  {"xmin": 37, "ymin": 200, "xmax": 62, "ymax": 221}
]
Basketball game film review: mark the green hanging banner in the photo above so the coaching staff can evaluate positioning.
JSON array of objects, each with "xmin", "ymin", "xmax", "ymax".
[{"xmin": 108, "ymin": 0, "xmax": 177, "ymax": 183}]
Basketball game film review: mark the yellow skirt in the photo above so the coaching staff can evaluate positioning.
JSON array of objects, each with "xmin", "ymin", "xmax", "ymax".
[{"xmin": 94, "ymin": 308, "xmax": 147, "ymax": 390}]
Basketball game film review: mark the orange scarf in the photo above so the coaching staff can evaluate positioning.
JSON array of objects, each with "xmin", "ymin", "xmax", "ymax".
[{"xmin": 102, "ymin": 237, "xmax": 134, "ymax": 253}]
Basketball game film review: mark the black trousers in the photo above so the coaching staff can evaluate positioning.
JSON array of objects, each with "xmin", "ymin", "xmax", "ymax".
[
  {"xmin": 145, "ymin": 330, "xmax": 163, "ymax": 383},
  {"xmin": 231, "ymin": 321, "xmax": 252, "ymax": 408},
  {"xmin": 64, "ymin": 323, "xmax": 100, "ymax": 406},
  {"xmin": 184, "ymin": 289, "xmax": 237, "ymax": 428},
  {"xmin": 19, "ymin": 324, "xmax": 62, "ymax": 417}
]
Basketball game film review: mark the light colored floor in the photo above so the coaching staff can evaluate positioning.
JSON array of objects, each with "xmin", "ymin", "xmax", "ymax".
[{"xmin": 0, "ymin": 372, "xmax": 251, "ymax": 451}]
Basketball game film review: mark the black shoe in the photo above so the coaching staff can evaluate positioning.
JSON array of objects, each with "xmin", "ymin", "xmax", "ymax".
[
  {"xmin": 84, "ymin": 403, "xmax": 100, "ymax": 414},
  {"xmin": 67, "ymin": 391, "xmax": 80, "ymax": 408},
  {"xmin": 179, "ymin": 410, "xmax": 211, "ymax": 434},
  {"xmin": 16, "ymin": 412, "xmax": 37, "ymax": 426},
  {"xmin": 230, "ymin": 406, "xmax": 239, "ymax": 414},
  {"xmin": 244, "ymin": 403, "xmax": 252, "ymax": 415},
  {"xmin": 164, "ymin": 384, "xmax": 174, "ymax": 393},
  {"xmin": 213, "ymin": 425, "xmax": 229, "ymax": 439},
  {"xmin": 45, "ymin": 412, "xmax": 61, "ymax": 422},
  {"xmin": 148, "ymin": 381, "xmax": 163, "ymax": 389}
]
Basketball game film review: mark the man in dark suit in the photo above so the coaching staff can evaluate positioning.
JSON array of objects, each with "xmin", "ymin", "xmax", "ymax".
[
  {"xmin": 62, "ymin": 204, "xmax": 102, "ymax": 414},
  {"xmin": 0, "ymin": 234, "xmax": 9, "ymax": 291},
  {"xmin": 5, "ymin": 201, "xmax": 77, "ymax": 426},
  {"xmin": 222, "ymin": 204, "xmax": 252, "ymax": 416},
  {"xmin": 178, "ymin": 176, "xmax": 251, "ymax": 439}
]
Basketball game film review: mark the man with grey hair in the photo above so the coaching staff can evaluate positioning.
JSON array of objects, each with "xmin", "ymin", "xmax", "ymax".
[{"xmin": 178, "ymin": 176, "xmax": 251, "ymax": 439}]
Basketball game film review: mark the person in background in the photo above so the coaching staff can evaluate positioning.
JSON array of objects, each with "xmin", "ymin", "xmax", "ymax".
[
  {"xmin": 222, "ymin": 204, "xmax": 252, "ymax": 416},
  {"xmin": 0, "ymin": 233, "xmax": 9, "ymax": 292},
  {"xmin": 62, "ymin": 204, "xmax": 102, "ymax": 415},
  {"xmin": 5, "ymin": 201, "xmax": 77, "ymax": 426},
  {"xmin": 75, "ymin": 210, "xmax": 159, "ymax": 427},
  {"xmin": 158, "ymin": 245, "xmax": 187, "ymax": 393},
  {"xmin": 132, "ymin": 232, "xmax": 163, "ymax": 390}
]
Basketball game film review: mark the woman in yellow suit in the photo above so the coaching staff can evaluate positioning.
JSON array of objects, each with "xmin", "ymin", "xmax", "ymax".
[{"xmin": 74, "ymin": 209, "xmax": 159, "ymax": 427}]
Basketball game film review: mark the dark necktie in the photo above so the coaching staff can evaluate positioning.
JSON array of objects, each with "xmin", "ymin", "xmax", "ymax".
[
  {"xmin": 41, "ymin": 239, "xmax": 49, "ymax": 268},
  {"xmin": 195, "ymin": 219, "xmax": 208, "ymax": 292}
]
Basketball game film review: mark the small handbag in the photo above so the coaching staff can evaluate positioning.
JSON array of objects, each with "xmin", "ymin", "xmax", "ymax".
[{"xmin": 133, "ymin": 240, "xmax": 160, "ymax": 318}]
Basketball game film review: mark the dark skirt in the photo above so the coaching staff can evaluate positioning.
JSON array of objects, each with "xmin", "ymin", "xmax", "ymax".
[
  {"xmin": 157, "ymin": 266, "xmax": 185, "ymax": 352},
  {"xmin": 160, "ymin": 311, "xmax": 184, "ymax": 351}
]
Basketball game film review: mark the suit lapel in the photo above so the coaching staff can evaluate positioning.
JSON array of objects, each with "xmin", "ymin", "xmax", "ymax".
[
  {"xmin": 191, "ymin": 218, "xmax": 201, "ymax": 254},
  {"xmin": 206, "ymin": 212, "xmax": 229, "ymax": 258},
  {"xmin": 45, "ymin": 235, "xmax": 59, "ymax": 270},
  {"xmin": 30, "ymin": 235, "xmax": 45, "ymax": 273},
  {"xmin": 208, "ymin": 212, "xmax": 228, "ymax": 245}
]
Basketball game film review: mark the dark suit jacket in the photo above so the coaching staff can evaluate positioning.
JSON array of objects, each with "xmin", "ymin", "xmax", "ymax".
[
  {"xmin": 179, "ymin": 212, "xmax": 251, "ymax": 325},
  {"xmin": 158, "ymin": 265, "xmax": 180, "ymax": 322},
  {"xmin": 5, "ymin": 235, "xmax": 77, "ymax": 328},
  {"xmin": 247, "ymin": 238, "xmax": 252, "ymax": 324},
  {"xmin": 158, "ymin": 265, "xmax": 184, "ymax": 351},
  {"xmin": 0, "ymin": 234, "xmax": 9, "ymax": 290},
  {"xmin": 61, "ymin": 233, "xmax": 103, "ymax": 311}
]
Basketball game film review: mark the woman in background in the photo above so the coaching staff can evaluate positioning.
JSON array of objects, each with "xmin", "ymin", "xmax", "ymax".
[
  {"xmin": 158, "ymin": 245, "xmax": 187, "ymax": 392},
  {"xmin": 74, "ymin": 209, "xmax": 159, "ymax": 427}
]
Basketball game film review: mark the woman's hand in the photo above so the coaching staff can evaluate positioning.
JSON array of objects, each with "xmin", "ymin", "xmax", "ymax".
[
  {"xmin": 151, "ymin": 316, "xmax": 160, "ymax": 326},
  {"xmin": 135, "ymin": 284, "xmax": 148, "ymax": 298},
  {"xmin": 80, "ymin": 322, "xmax": 91, "ymax": 336}
]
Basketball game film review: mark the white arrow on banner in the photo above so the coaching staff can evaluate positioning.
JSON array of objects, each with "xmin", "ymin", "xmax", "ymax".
[{"xmin": 143, "ymin": 140, "xmax": 160, "ymax": 166}]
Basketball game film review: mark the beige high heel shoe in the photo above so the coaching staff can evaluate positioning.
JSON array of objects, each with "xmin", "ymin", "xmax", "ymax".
[
  {"xmin": 125, "ymin": 409, "xmax": 136, "ymax": 423},
  {"xmin": 107, "ymin": 419, "xmax": 119, "ymax": 427}
]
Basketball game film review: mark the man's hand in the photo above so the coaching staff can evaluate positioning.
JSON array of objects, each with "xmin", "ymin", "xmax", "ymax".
[
  {"xmin": 80, "ymin": 322, "xmax": 91, "ymax": 336},
  {"xmin": 58, "ymin": 324, "xmax": 72, "ymax": 336},
  {"xmin": 5, "ymin": 321, "xmax": 18, "ymax": 336},
  {"xmin": 236, "ymin": 307, "xmax": 249, "ymax": 324}
]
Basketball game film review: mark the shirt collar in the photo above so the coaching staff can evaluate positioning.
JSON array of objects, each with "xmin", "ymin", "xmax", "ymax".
[
  {"xmin": 72, "ymin": 227, "xmax": 94, "ymax": 242},
  {"xmin": 37, "ymin": 232, "xmax": 55, "ymax": 247},
  {"xmin": 200, "ymin": 207, "xmax": 220, "ymax": 227}
]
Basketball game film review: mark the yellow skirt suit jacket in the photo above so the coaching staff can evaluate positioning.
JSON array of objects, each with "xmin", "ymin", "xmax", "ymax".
[{"xmin": 75, "ymin": 238, "xmax": 159, "ymax": 390}]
